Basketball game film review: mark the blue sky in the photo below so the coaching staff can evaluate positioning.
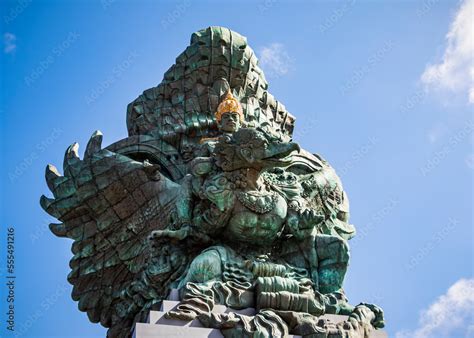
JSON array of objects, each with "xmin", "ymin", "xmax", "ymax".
[{"xmin": 1, "ymin": 0, "xmax": 473, "ymax": 337}]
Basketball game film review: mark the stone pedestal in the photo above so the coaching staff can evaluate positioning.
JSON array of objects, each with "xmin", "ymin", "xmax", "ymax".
[{"xmin": 132, "ymin": 290, "xmax": 388, "ymax": 337}]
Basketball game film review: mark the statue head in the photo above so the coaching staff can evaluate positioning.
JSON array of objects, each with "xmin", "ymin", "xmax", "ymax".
[
  {"xmin": 214, "ymin": 128, "xmax": 300, "ymax": 171},
  {"xmin": 215, "ymin": 90, "xmax": 244, "ymax": 133}
]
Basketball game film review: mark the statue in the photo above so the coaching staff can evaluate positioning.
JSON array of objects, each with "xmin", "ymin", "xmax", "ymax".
[{"xmin": 40, "ymin": 26, "xmax": 385, "ymax": 338}]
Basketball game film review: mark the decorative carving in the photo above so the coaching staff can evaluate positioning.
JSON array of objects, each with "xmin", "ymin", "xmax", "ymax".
[
  {"xmin": 236, "ymin": 190, "xmax": 278, "ymax": 214},
  {"xmin": 41, "ymin": 26, "xmax": 384, "ymax": 338}
]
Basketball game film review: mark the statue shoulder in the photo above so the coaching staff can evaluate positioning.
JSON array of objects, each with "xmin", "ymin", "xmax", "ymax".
[{"xmin": 198, "ymin": 137, "xmax": 219, "ymax": 155}]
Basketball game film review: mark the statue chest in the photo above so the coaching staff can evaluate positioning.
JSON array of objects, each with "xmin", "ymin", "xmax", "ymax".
[{"xmin": 224, "ymin": 191, "xmax": 287, "ymax": 245}]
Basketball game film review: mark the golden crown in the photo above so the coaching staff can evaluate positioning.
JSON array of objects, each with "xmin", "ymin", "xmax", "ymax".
[{"xmin": 215, "ymin": 90, "xmax": 244, "ymax": 123}]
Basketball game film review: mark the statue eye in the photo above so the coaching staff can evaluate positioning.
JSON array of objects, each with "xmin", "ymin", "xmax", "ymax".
[{"xmin": 242, "ymin": 148, "xmax": 252, "ymax": 157}]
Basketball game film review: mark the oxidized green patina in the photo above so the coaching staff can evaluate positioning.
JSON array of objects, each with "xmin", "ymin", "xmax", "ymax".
[{"xmin": 41, "ymin": 26, "xmax": 385, "ymax": 337}]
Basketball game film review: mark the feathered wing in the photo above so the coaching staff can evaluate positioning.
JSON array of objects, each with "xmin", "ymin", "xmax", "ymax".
[
  {"xmin": 40, "ymin": 131, "xmax": 185, "ymax": 337},
  {"xmin": 127, "ymin": 26, "xmax": 296, "ymax": 151}
]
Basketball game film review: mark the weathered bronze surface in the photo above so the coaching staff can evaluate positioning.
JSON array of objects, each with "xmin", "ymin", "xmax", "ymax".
[{"xmin": 41, "ymin": 26, "xmax": 385, "ymax": 338}]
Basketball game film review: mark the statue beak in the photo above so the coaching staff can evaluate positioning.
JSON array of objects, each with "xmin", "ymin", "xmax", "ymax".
[
  {"xmin": 291, "ymin": 142, "xmax": 301, "ymax": 154},
  {"xmin": 265, "ymin": 142, "xmax": 301, "ymax": 161}
]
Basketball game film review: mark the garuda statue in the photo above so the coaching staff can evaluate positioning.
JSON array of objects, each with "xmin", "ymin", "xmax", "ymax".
[{"xmin": 41, "ymin": 27, "xmax": 385, "ymax": 338}]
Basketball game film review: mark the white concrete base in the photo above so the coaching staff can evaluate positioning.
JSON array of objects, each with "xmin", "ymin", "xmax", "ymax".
[{"xmin": 133, "ymin": 322, "xmax": 222, "ymax": 338}]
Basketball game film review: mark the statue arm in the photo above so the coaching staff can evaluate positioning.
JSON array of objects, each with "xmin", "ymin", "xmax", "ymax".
[
  {"xmin": 192, "ymin": 202, "xmax": 229, "ymax": 234},
  {"xmin": 285, "ymin": 208, "xmax": 324, "ymax": 290},
  {"xmin": 174, "ymin": 174, "xmax": 194, "ymax": 225},
  {"xmin": 174, "ymin": 157, "xmax": 214, "ymax": 226}
]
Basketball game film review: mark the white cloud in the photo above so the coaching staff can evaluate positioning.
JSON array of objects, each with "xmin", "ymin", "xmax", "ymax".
[
  {"xmin": 396, "ymin": 278, "xmax": 474, "ymax": 338},
  {"xmin": 427, "ymin": 123, "xmax": 448, "ymax": 143},
  {"xmin": 4, "ymin": 32, "xmax": 16, "ymax": 54},
  {"xmin": 258, "ymin": 43, "xmax": 294, "ymax": 78},
  {"xmin": 466, "ymin": 153, "xmax": 474, "ymax": 168},
  {"xmin": 420, "ymin": 0, "xmax": 474, "ymax": 104}
]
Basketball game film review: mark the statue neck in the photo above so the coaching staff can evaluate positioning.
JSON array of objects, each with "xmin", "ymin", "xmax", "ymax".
[{"xmin": 243, "ymin": 168, "xmax": 263, "ymax": 191}]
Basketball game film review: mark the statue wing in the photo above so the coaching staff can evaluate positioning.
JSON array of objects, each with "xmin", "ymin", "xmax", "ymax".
[
  {"xmin": 40, "ymin": 131, "xmax": 184, "ymax": 337},
  {"xmin": 127, "ymin": 26, "xmax": 296, "ymax": 152}
]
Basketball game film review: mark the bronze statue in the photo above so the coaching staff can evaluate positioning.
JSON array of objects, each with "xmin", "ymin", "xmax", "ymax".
[{"xmin": 41, "ymin": 26, "xmax": 384, "ymax": 337}]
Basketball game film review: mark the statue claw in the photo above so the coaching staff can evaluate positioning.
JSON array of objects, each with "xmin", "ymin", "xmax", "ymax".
[
  {"xmin": 45, "ymin": 164, "xmax": 62, "ymax": 191},
  {"xmin": 84, "ymin": 130, "xmax": 103, "ymax": 159},
  {"xmin": 165, "ymin": 309, "xmax": 197, "ymax": 321},
  {"xmin": 351, "ymin": 303, "xmax": 385, "ymax": 329},
  {"xmin": 63, "ymin": 142, "xmax": 80, "ymax": 176},
  {"xmin": 150, "ymin": 228, "xmax": 190, "ymax": 241},
  {"xmin": 362, "ymin": 303, "xmax": 385, "ymax": 329},
  {"xmin": 65, "ymin": 142, "xmax": 79, "ymax": 160},
  {"xmin": 295, "ymin": 208, "xmax": 324, "ymax": 231}
]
